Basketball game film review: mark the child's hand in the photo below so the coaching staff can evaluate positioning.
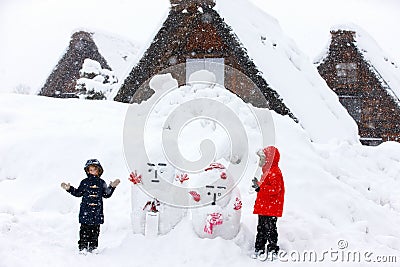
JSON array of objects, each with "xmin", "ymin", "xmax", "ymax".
[
  {"xmin": 61, "ymin": 182, "xmax": 70, "ymax": 191},
  {"xmin": 110, "ymin": 179, "xmax": 120, "ymax": 188},
  {"xmin": 252, "ymin": 177, "xmax": 260, "ymax": 191}
]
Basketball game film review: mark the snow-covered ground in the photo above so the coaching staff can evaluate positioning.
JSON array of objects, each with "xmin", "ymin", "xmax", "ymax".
[
  {"xmin": 1, "ymin": 1, "xmax": 400, "ymax": 266},
  {"xmin": 1, "ymin": 92, "xmax": 400, "ymax": 267}
]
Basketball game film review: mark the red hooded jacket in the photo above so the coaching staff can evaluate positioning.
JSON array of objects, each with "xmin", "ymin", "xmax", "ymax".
[{"xmin": 253, "ymin": 146, "xmax": 285, "ymax": 217}]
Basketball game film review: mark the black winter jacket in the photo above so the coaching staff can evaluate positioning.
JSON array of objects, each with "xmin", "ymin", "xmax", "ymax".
[{"xmin": 68, "ymin": 175, "xmax": 115, "ymax": 225}]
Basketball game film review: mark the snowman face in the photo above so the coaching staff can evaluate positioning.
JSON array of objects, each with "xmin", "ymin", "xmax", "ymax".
[
  {"xmin": 202, "ymin": 169, "xmax": 234, "ymax": 206},
  {"xmin": 139, "ymin": 161, "xmax": 236, "ymax": 207},
  {"xmin": 206, "ymin": 184, "xmax": 227, "ymax": 205},
  {"xmin": 146, "ymin": 162, "xmax": 175, "ymax": 183}
]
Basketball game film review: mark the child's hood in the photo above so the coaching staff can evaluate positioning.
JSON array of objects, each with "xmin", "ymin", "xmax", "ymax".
[
  {"xmin": 262, "ymin": 146, "xmax": 280, "ymax": 172},
  {"xmin": 84, "ymin": 159, "xmax": 104, "ymax": 177}
]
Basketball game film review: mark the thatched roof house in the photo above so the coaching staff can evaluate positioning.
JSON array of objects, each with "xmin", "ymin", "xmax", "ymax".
[
  {"xmin": 39, "ymin": 30, "xmax": 138, "ymax": 99},
  {"xmin": 114, "ymin": 0, "xmax": 292, "ymax": 117},
  {"xmin": 316, "ymin": 25, "xmax": 400, "ymax": 145},
  {"xmin": 39, "ymin": 31, "xmax": 110, "ymax": 98},
  {"xmin": 113, "ymin": 0, "xmax": 358, "ymax": 143}
]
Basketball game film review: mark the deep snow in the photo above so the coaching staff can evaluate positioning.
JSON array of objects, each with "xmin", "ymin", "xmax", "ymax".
[
  {"xmin": 0, "ymin": 93, "xmax": 400, "ymax": 266},
  {"xmin": 0, "ymin": 0, "xmax": 400, "ymax": 266}
]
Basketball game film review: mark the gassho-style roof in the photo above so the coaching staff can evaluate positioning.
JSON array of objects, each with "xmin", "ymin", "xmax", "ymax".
[
  {"xmin": 39, "ymin": 29, "xmax": 139, "ymax": 98},
  {"xmin": 315, "ymin": 24, "xmax": 400, "ymax": 105},
  {"xmin": 115, "ymin": 0, "xmax": 358, "ymax": 143}
]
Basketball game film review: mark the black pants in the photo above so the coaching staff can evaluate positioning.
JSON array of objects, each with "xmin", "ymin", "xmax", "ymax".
[
  {"xmin": 255, "ymin": 215, "xmax": 279, "ymax": 253},
  {"xmin": 78, "ymin": 224, "xmax": 100, "ymax": 251}
]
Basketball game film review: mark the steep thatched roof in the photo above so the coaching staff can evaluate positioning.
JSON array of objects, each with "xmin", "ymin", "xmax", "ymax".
[
  {"xmin": 114, "ymin": 3, "xmax": 294, "ymax": 118},
  {"xmin": 316, "ymin": 26, "xmax": 400, "ymax": 144},
  {"xmin": 39, "ymin": 31, "xmax": 111, "ymax": 98}
]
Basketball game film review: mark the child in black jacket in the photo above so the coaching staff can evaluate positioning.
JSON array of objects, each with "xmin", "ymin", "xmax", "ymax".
[{"xmin": 61, "ymin": 159, "xmax": 120, "ymax": 253}]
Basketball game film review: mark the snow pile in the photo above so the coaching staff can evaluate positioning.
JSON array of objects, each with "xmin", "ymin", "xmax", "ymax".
[
  {"xmin": 128, "ymin": 75, "xmax": 255, "ymax": 240},
  {"xmin": 0, "ymin": 92, "xmax": 400, "ymax": 266},
  {"xmin": 76, "ymin": 59, "xmax": 119, "ymax": 100}
]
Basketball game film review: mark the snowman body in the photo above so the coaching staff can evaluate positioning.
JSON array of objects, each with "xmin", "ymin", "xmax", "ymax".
[
  {"xmin": 189, "ymin": 164, "xmax": 242, "ymax": 239},
  {"xmin": 130, "ymin": 162, "xmax": 186, "ymax": 235}
]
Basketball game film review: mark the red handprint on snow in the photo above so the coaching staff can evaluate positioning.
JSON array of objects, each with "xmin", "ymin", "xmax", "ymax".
[
  {"xmin": 204, "ymin": 212, "xmax": 223, "ymax": 234},
  {"xmin": 129, "ymin": 171, "xmax": 142, "ymax": 184},
  {"xmin": 233, "ymin": 197, "xmax": 242, "ymax": 210},
  {"xmin": 189, "ymin": 191, "xmax": 201, "ymax": 202},
  {"xmin": 142, "ymin": 199, "xmax": 160, "ymax": 212},
  {"xmin": 175, "ymin": 173, "xmax": 189, "ymax": 184},
  {"xmin": 220, "ymin": 172, "xmax": 227, "ymax": 179},
  {"xmin": 205, "ymin": 162, "xmax": 226, "ymax": 171}
]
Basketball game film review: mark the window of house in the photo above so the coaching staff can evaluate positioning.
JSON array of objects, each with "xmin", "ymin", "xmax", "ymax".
[
  {"xmin": 186, "ymin": 58, "xmax": 224, "ymax": 85},
  {"xmin": 336, "ymin": 63, "xmax": 357, "ymax": 83},
  {"xmin": 338, "ymin": 95, "xmax": 361, "ymax": 122}
]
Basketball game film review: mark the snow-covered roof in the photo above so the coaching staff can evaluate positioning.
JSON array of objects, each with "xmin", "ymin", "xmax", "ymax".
[
  {"xmin": 39, "ymin": 28, "xmax": 141, "ymax": 99},
  {"xmin": 334, "ymin": 24, "xmax": 400, "ymax": 102},
  {"xmin": 316, "ymin": 24, "xmax": 400, "ymax": 97},
  {"xmin": 214, "ymin": 0, "xmax": 358, "ymax": 143},
  {"xmin": 91, "ymin": 31, "xmax": 141, "ymax": 80},
  {"xmin": 71, "ymin": 28, "xmax": 141, "ymax": 99},
  {"xmin": 116, "ymin": 0, "xmax": 359, "ymax": 143}
]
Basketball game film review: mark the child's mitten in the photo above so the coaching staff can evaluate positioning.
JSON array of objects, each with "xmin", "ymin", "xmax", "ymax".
[
  {"xmin": 61, "ymin": 182, "xmax": 70, "ymax": 191},
  {"xmin": 110, "ymin": 179, "xmax": 120, "ymax": 188},
  {"xmin": 252, "ymin": 177, "xmax": 260, "ymax": 192}
]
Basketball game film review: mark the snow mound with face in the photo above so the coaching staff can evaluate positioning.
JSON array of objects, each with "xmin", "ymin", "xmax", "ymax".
[{"xmin": 126, "ymin": 74, "xmax": 266, "ymax": 237}]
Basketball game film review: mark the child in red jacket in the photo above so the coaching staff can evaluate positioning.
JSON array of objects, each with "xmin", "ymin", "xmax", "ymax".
[{"xmin": 251, "ymin": 146, "xmax": 285, "ymax": 260}]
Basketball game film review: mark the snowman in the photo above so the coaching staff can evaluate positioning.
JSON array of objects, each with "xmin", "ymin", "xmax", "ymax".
[
  {"xmin": 188, "ymin": 162, "xmax": 242, "ymax": 240},
  {"xmin": 129, "ymin": 162, "xmax": 186, "ymax": 236}
]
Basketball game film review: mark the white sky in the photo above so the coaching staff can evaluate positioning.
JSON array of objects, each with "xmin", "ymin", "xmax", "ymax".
[{"xmin": 0, "ymin": 0, "xmax": 399, "ymax": 93}]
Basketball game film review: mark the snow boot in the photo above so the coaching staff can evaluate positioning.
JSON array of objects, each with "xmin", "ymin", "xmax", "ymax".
[
  {"xmin": 79, "ymin": 248, "xmax": 88, "ymax": 255},
  {"xmin": 257, "ymin": 250, "xmax": 268, "ymax": 261},
  {"xmin": 251, "ymin": 250, "xmax": 267, "ymax": 261},
  {"xmin": 267, "ymin": 243, "xmax": 279, "ymax": 261}
]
